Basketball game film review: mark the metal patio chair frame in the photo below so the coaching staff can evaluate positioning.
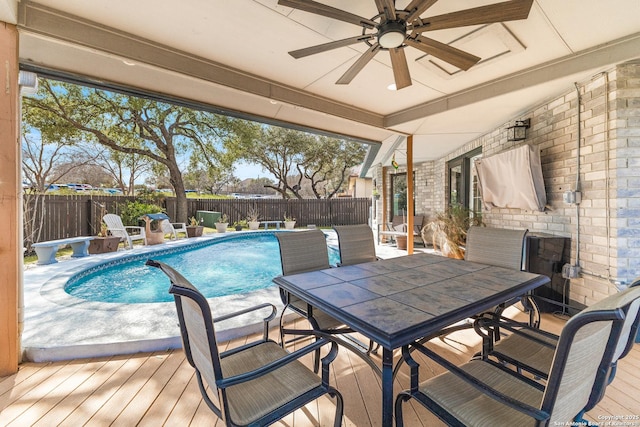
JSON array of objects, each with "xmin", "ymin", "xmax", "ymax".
[{"xmin": 146, "ymin": 259, "xmax": 343, "ymax": 427}]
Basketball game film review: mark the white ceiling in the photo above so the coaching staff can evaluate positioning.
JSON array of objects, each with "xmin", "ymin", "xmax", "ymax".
[{"xmin": 9, "ymin": 0, "xmax": 640, "ymax": 173}]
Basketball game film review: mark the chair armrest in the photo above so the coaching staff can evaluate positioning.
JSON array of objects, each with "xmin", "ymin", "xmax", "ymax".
[
  {"xmin": 474, "ymin": 314, "xmax": 559, "ymax": 348},
  {"xmin": 124, "ymin": 226, "xmax": 144, "ymax": 233},
  {"xmin": 403, "ymin": 342, "xmax": 550, "ymax": 422},
  {"xmin": 218, "ymin": 337, "xmax": 339, "ymax": 388},
  {"xmin": 215, "ymin": 303, "xmax": 277, "ymax": 342}
]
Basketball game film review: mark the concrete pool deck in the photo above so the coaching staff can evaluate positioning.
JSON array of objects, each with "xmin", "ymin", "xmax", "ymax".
[{"xmin": 22, "ymin": 229, "xmax": 432, "ymax": 362}]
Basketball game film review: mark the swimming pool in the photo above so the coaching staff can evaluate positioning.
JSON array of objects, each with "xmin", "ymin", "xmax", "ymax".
[{"xmin": 65, "ymin": 231, "xmax": 340, "ymax": 304}]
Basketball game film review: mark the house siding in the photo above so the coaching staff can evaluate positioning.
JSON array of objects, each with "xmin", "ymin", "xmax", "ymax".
[{"xmin": 374, "ymin": 61, "xmax": 640, "ymax": 306}]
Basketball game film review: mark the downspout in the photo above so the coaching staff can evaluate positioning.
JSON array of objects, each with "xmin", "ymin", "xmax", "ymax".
[{"xmin": 574, "ymin": 83, "xmax": 581, "ymax": 267}]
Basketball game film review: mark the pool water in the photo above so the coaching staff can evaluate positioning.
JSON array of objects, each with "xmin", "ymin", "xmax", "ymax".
[{"xmin": 65, "ymin": 233, "xmax": 340, "ymax": 304}]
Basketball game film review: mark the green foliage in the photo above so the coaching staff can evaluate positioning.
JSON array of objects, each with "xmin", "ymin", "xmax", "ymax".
[
  {"xmin": 23, "ymin": 78, "xmax": 259, "ymax": 223},
  {"xmin": 234, "ymin": 127, "xmax": 366, "ymax": 199},
  {"xmin": 118, "ymin": 200, "xmax": 163, "ymax": 226},
  {"xmin": 428, "ymin": 204, "xmax": 483, "ymax": 258}
]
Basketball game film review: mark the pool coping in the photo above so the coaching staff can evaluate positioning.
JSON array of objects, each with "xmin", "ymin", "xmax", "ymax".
[{"xmin": 22, "ymin": 231, "xmax": 295, "ymax": 362}]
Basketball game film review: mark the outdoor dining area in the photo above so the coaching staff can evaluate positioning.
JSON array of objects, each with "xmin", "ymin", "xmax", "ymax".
[
  {"xmin": 3, "ymin": 2, "xmax": 640, "ymax": 425},
  {"xmin": 4, "ymin": 225, "xmax": 639, "ymax": 426}
]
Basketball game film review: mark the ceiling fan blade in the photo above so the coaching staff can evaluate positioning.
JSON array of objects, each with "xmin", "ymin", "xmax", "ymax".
[
  {"xmin": 413, "ymin": 0, "xmax": 533, "ymax": 32},
  {"xmin": 336, "ymin": 44, "xmax": 381, "ymax": 85},
  {"xmin": 289, "ymin": 35, "xmax": 374, "ymax": 59},
  {"xmin": 405, "ymin": 35, "xmax": 480, "ymax": 70},
  {"xmin": 389, "ymin": 48, "xmax": 412, "ymax": 89},
  {"xmin": 278, "ymin": 0, "xmax": 377, "ymax": 28},
  {"xmin": 404, "ymin": 0, "xmax": 439, "ymax": 23},
  {"xmin": 374, "ymin": 0, "xmax": 396, "ymax": 20}
]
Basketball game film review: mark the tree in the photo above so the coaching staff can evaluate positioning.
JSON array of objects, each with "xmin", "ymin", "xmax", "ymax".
[
  {"xmin": 23, "ymin": 78, "xmax": 257, "ymax": 221},
  {"xmin": 21, "ymin": 125, "xmax": 97, "ymax": 192},
  {"xmin": 96, "ymin": 148, "xmax": 153, "ymax": 195},
  {"xmin": 301, "ymin": 136, "xmax": 366, "ymax": 198},
  {"xmin": 235, "ymin": 127, "xmax": 366, "ymax": 199}
]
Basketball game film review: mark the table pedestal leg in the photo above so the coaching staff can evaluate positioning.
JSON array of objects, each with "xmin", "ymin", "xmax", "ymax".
[{"xmin": 382, "ymin": 347, "xmax": 394, "ymax": 426}]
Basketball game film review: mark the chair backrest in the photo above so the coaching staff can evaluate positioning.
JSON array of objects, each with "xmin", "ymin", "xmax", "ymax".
[
  {"xmin": 333, "ymin": 224, "xmax": 377, "ymax": 266},
  {"xmin": 542, "ymin": 286, "xmax": 640, "ymax": 424},
  {"xmin": 276, "ymin": 229, "xmax": 330, "ymax": 275},
  {"xmin": 103, "ymin": 214, "xmax": 128, "ymax": 239},
  {"xmin": 465, "ymin": 226, "xmax": 528, "ymax": 270},
  {"xmin": 411, "ymin": 216, "xmax": 424, "ymax": 235},
  {"xmin": 614, "ymin": 277, "xmax": 640, "ymax": 361},
  {"xmin": 160, "ymin": 220, "xmax": 177, "ymax": 239},
  {"xmin": 580, "ymin": 280, "xmax": 640, "ymax": 413},
  {"xmin": 146, "ymin": 259, "xmax": 221, "ymax": 396}
]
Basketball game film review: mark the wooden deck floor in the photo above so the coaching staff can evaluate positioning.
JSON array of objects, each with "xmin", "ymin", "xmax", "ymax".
[{"xmin": 1, "ymin": 311, "xmax": 639, "ymax": 426}]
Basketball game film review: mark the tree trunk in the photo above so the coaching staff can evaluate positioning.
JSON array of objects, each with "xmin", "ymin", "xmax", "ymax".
[{"xmin": 168, "ymin": 165, "xmax": 188, "ymax": 223}]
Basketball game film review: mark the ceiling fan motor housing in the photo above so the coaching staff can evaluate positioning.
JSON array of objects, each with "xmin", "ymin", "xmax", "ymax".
[{"xmin": 378, "ymin": 20, "xmax": 406, "ymax": 48}]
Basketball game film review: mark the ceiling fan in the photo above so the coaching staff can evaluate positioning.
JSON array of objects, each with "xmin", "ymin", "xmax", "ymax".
[{"xmin": 279, "ymin": 0, "xmax": 534, "ymax": 89}]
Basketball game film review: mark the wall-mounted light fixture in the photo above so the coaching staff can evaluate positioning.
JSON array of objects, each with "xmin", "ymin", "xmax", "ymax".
[{"xmin": 507, "ymin": 118, "xmax": 530, "ymax": 141}]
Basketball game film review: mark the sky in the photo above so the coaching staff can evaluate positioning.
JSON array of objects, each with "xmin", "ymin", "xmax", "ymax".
[{"xmin": 234, "ymin": 161, "xmax": 271, "ymax": 181}]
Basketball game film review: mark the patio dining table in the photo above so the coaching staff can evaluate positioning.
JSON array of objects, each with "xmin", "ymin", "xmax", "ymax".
[{"xmin": 272, "ymin": 252, "xmax": 550, "ymax": 426}]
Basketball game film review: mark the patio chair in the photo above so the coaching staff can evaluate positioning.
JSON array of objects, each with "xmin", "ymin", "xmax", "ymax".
[
  {"xmin": 377, "ymin": 214, "xmax": 405, "ymax": 244},
  {"xmin": 394, "ymin": 285, "xmax": 640, "ymax": 427},
  {"xmin": 160, "ymin": 216, "xmax": 187, "ymax": 239},
  {"xmin": 103, "ymin": 213, "xmax": 146, "ymax": 249},
  {"xmin": 333, "ymin": 224, "xmax": 378, "ymax": 266},
  {"xmin": 276, "ymin": 230, "xmax": 381, "ymax": 373},
  {"xmin": 146, "ymin": 259, "xmax": 344, "ymax": 427},
  {"xmin": 429, "ymin": 226, "xmax": 533, "ymax": 342},
  {"xmin": 474, "ymin": 278, "xmax": 640, "ymax": 421},
  {"xmin": 465, "ymin": 226, "xmax": 540, "ymax": 325}
]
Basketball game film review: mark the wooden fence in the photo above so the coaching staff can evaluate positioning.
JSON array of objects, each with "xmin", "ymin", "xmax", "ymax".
[{"xmin": 23, "ymin": 194, "xmax": 372, "ymax": 248}]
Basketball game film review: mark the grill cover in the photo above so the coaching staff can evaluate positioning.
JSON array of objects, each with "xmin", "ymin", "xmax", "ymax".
[{"xmin": 474, "ymin": 144, "xmax": 546, "ymax": 211}]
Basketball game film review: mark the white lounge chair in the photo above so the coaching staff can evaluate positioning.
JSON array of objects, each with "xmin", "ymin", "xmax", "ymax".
[
  {"xmin": 103, "ymin": 213, "xmax": 146, "ymax": 249},
  {"xmin": 160, "ymin": 218, "xmax": 187, "ymax": 239}
]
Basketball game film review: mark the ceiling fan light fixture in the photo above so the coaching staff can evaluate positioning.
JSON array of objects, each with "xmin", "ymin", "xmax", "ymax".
[{"xmin": 378, "ymin": 20, "xmax": 406, "ymax": 48}]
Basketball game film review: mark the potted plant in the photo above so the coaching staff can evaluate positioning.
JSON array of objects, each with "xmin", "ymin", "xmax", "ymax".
[
  {"xmin": 186, "ymin": 216, "xmax": 204, "ymax": 238},
  {"xmin": 89, "ymin": 222, "xmax": 121, "ymax": 254},
  {"xmin": 216, "ymin": 213, "xmax": 229, "ymax": 233},
  {"xmin": 233, "ymin": 220, "xmax": 247, "ymax": 231},
  {"xmin": 246, "ymin": 204, "xmax": 261, "ymax": 230},
  {"xmin": 372, "ymin": 188, "xmax": 380, "ymax": 200},
  {"xmin": 283, "ymin": 213, "xmax": 296, "ymax": 230},
  {"xmin": 426, "ymin": 204, "xmax": 483, "ymax": 259}
]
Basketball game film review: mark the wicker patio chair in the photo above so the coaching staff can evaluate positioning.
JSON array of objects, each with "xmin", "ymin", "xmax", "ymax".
[
  {"xmin": 276, "ymin": 229, "xmax": 381, "ymax": 373},
  {"xmin": 333, "ymin": 224, "xmax": 378, "ymax": 266},
  {"xmin": 103, "ymin": 213, "xmax": 146, "ymax": 249},
  {"xmin": 146, "ymin": 259, "xmax": 343, "ymax": 427},
  {"xmin": 394, "ymin": 285, "xmax": 640, "ymax": 427},
  {"xmin": 474, "ymin": 277, "xmax": 640, "ymax": 421}
]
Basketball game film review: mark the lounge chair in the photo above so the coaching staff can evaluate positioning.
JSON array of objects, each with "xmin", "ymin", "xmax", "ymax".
[
  {"xmin": 474, "ymin": 277, "xmax": 640, "ymax": 421},
  {"xmin": 394, "ymin": 285, "xmax": 640, "ymax": 426},
  {"xmin": 275, "ymin": 230, "xmax": 381, "ymax": 373},
  {"xmin": 333, "ymin": 224, "xmax": 378, "ymax": 266},
  {"xmin": 160, "ymin": 217, "xmax": 187, "ymax": 239},
  {"xmin": 377, "ymin": 215, "xmax": 427, "ymax": 247},
  {"xmin": 103, "ymin": 213, "xmax": 146, "ymax": 249},
  {"xmin": 146, "ymin": 259, "xmax": 344, "ymax": 427}
]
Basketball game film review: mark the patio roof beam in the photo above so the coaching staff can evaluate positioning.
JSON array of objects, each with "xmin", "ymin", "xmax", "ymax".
[
  {"xmin": 385, "ymin": 30, "xmax": 640, "ymax": 128},
  {"xmin": 16, "ymin": 1, "xmax": 385, "ymax": 130}
]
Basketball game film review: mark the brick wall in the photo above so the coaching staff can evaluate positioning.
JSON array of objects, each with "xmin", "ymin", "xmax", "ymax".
[{"xmin": 372, "ymin": 61, "xmax": 640, "ymax": 305}]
